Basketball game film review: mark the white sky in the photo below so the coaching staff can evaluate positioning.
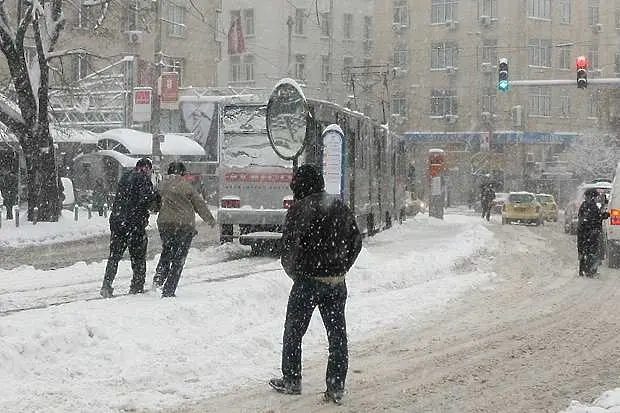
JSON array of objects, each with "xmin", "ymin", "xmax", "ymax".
[{"xmin": 0, "ymin": 210, "xmax": 619, "ymax": 412}]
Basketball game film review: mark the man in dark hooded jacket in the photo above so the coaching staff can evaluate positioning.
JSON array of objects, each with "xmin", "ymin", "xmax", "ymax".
[
  {"xmin": 100, "ymin": 157, "xmax": 160, "ymax": 297},
  {"xmin": 269, "ymin": 164, "xmax": 362, "ymax": 404},
  {"xmin": 577, "ymin": 188, "xmax": 609, "ymax": 277}
]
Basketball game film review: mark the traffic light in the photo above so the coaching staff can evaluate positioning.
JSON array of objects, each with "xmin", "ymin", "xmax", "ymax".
[
  {"xmin": 576, "ymin": 56, "xmax": 588, "ymax": 89},
  {"xmin": 498, "ymin": 58, "xmax": 509, "ymax": 92}
]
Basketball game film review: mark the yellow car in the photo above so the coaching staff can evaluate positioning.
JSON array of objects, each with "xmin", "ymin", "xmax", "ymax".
[
  {"xmin": 502, "ymin": 191, "xmax": 544, "ymax": 226},
  {"xmin": 535, "ymin": 193, "xmax": 559, "ymax": 222}
]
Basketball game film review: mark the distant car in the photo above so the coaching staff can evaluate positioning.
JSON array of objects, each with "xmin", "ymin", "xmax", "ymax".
[
  {"xmin": 535, "ymin": 193, "xmax": 559, "ymax": 222},
  {"xmin": 492, "ymin": 192, "xmax": 509, "ymax": 214},
  {"xmin": 502, "ymin": 191, "xmax": 544, "ymax": 226},
  {"xmin": 564, "ymin": 182, "xmax": 612, "ymax": 234}
]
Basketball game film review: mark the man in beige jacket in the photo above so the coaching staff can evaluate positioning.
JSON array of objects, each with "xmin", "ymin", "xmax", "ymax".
[{"xmin": 153, "ymin": 161, "xmax": 216, "ymax": 297}]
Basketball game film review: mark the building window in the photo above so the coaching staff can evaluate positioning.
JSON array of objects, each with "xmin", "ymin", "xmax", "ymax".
[
  {"xmin": 588, "ymin": 0, "xmax": 600, "ymax": 25},
  {"xmin": 588, "ymin": 45, "xmax": 599, "ymax": 70},
  {"xmin": 320, "ymin": 12, "xmax": 330, "ymax": 37},
  {"xmin": 295, "ymin": 54, "xmax": 305, "ymax": 80},
  {"xmin": 480, "ymin": 40, "xmax": 497, "ymax": 64},
  {"xmin": 243, "ymin": 55, "xmax": 254, "ymax": 81},
  {"xmin": 244, "ymin": 9, "xmax": 254, "ymax": 36},
  {"xmin": 295, "ymin": 8, "xmax": 305, "ymax": 35},
  {"xmin": 70, "ymin": 53, "xmax": 91, "ymax": 82},
  {"xmin": 481, "ymin": 87, "xmax": 496, "ymax": 113},
  {"xmin": 559, "ymin": 93, "xmax": 570, "ymax": 117},
  {"xmin": 616, "ymin": 7, "xmax": 620, "ymax": 29},
  {"xmin": 393, "ymin": 0, "xmax": 409, "ymax": 26},
  {"xmin": 560, "ymin": 0, "xmax": 571, "ymax": 24},
  {"xmin": 480, "ymin": 0, "xmax": 497, "ymax": 18},
  {"xmin": 430, "ymin": 88, "xmax": 457, "ymax": 116},
  {"xmin": 393, "ymin": 45, "xmax": 408, "ymax": 69},
  {"xmin": 392, "ymin": 96, "xmax": 408, "ymax": 116},
  {"xmin": 431, "ymin": 42, "xmax": 458, "ymax": 69},
  {"xmin": 431, "ymin": 0, "xmax": 458, "ymax": 24},
  {"xmin": 587, "ymin": 93, "xmax": 599, "ymax": 117},
  {"xmin": 163, "ymin": 56, "xmax": 184, "ymax": 85},
  {"xmin": 321, "ymin": 56, "xmax": 330, "ymax": 83},
  {"xmin": 558, "ymin": 46, "xmax": 571, "ymax": 69},
  {"xmin": 528, "ymin": 0, "xmax": 551, "ymax": 19},
  {"xmin": 167, "ymin": 3, "xmax": 185, "ymax": 37},
  {"xmin": 344, "ymin": 13, "xmax": 353, "ymax": 39},
  {"xmin": 124, "ymin": 0, "xmax": 139, "ymax": 31},
  {"xmin": 343, "ymin": 56, "xmax": 353, "ymax": 73},
  {"xmin": 230, "ymin": 56, "xmax": 241, "ymax": 82},
  {"xmin": 363, "ymin": 16, "xmax": 373, "ymax": 40},
  {"xmin": 528, "ymin": 86, "xmax": 551, "ymax": 116},
  {"xmin": 74, "ymin": 1, "xmax": 95, "ymax": 28},
  {"xmin": 528, "ymin": 39, "xmax": 552, "ymax": 67}
]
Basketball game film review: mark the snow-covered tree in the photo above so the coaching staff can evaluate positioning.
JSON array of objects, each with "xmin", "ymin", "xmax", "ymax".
[
  {"xmin": 566, "ymin": 134, "xmax": 620, "ymax": 182},
  {"xmin": 0, "ymin": 0, "xmax": 109, "ymax": 221}
]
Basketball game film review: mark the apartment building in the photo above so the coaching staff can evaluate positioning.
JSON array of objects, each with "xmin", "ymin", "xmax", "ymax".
[
  {"xmin": 218, "ymin": 0, "xmax": 377, "ymax": 109},
  {"xmin": 375, "ymin": 0, "xmax": 620, "ymax": 197}
]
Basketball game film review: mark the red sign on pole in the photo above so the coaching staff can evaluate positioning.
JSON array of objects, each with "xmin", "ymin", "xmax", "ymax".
[
  {"xmin": 133, "ymin": 87, "xmax": 152, "ymax": 122},
  {"xmin": 159, "ymin": 71, "xmax": 179, "ymax": 109}
]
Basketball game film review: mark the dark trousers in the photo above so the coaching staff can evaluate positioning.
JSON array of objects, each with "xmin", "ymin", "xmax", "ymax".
[
  {"xmin": 281, "ymin": 277, "xmax": 348, "ymax": 393},
  {"xmin": 578, "ymin": 228, "xmax": 602, "ymax": 275},
  {"xmin": 103, "ymin": 228, "xmax": 148, "ymax": 290},
  {"xmin": 155, "ymin": 226, "xmax": 195, "ymax": 297}
]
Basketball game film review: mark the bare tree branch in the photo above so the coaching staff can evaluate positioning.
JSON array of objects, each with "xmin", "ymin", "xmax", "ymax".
[{"xmin": 0, "ymin": 1, "xmax": 14, "ymax": 37}]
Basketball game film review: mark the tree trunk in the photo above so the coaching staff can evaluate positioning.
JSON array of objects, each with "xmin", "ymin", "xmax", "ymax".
[{"xmin": 23, "ymin": 127, "xmax": 61, "ymax": 222}]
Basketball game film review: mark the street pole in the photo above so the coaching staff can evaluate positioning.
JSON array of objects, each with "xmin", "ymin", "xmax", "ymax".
[
  {"xmin": 151, "ymin": 0, "xmax": 163, "ymax": 173},
  {"xmin": 327, "ymin": 0, "xmax": 334, "ymax": 101},
  {"xmin": 286, "ymin": 16, "xmax": 294, "ymax": 76}
]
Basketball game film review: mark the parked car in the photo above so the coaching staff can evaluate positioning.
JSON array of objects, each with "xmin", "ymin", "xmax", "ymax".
[
  {"xmin": 564, "ymin": 182, "xmax": 612, "ymax": 235},
  {"xmin": 605, "ymin": 164, "xmax": 620, "ymax": 268},
  {"xmin": 502, "ymin": 191, "xmax": 544, "ymax": 226},
  {"xmin": 492, "ymin": 192, "xmax": 509, "ymax": 214},
  {"xmin": 535, "ymin": 193, "xmax": 559, "ymax": 222}
]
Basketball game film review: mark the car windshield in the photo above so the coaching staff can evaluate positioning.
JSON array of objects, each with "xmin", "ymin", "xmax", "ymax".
[
  {"xmin": 508, "ymin": 193, "xmax": 535, "ymax": 203},
  {"xmin": 536, "ymin": 195, "xmax": 554, "ymax": 203}
]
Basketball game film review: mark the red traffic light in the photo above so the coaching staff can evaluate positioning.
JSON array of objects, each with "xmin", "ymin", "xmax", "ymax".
[{"xmin": 576, "ymin": 56, "xmax": 588, "ymax": 70}]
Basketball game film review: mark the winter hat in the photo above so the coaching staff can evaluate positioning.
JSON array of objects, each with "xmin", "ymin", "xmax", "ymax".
[
  {"xmin": 136, "ymin": 157, "xmax": 153, "ymax": 169},
  {"xmin": 584, "ymin": 188, "xmax": 599, "ymax": 200},
  {"xmin": 290, "ymin": 164, "xmax": 324, "ymax": 200},
  {"xmin": 167, "ymin": 161, "xmax": 186, "ymax": 175}
]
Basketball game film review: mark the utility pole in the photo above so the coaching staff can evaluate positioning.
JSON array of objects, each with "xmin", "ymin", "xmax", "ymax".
[
  {"xmin": 286, "ymin": 16, "xmax": 294, "ymax": 76},
  {"xmin": 151, "ymin": 0, "xmax": 163, "ymax": 171},
  {"xmin": 327, "ymin": 0, "xmax": 334, "ymax": 101}
]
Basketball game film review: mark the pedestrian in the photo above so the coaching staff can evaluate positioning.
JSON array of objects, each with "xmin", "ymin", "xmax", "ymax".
[
  {"xmin": 92, "ymin": 177, "xmax": 107, "ymax": 216},
  {"xmin": 152, "ymin": 161, "xmax": 216, "ymax": 298},
  {"xmin": 3, "ymin": 171, "xmax": 18, "ymax": 220},
  {"xmin": 100, "ymin": 157, "xmax": 160, "ymax": 298},
  {"xmin": 577, "ymin": 188, "xmax": 609, "ymax": 277},
  {"xmin": 480, "ymin": 183, "xmax": 495, "ymax": 221},
  {"xmin": 269, "ymin": 164, "xmax": 362, "ymax": 404}
]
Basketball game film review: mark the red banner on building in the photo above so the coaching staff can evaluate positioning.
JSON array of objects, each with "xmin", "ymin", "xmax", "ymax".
[
  {"xmin": 159, "ymin": 71, "xmax": 179, "ymax": 110},
  {"xmin": 227, "ymin": 17, "xmax": 246, "ymax": 55}
]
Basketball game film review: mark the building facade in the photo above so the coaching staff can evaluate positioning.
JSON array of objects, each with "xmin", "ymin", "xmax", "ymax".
[
  {"xmin": 217, "ymin": 0, "xmax": 378, "ymax": 111},
  {"xmin": 375, "ymin": 0, "xmax": 619, "ymax": 199}
]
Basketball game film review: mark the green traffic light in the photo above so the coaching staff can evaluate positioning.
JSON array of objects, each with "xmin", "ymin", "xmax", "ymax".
[{"xmin": 498, "ymin": 80, "xmax": 509, "ymax": 92}]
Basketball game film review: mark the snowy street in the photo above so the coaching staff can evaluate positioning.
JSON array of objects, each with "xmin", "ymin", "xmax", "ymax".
[{"xmin": 2, "ymin": 211, "xmax": 620, "ymax": 412}]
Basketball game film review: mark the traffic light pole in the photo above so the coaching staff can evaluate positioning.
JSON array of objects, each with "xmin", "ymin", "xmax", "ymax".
[{"xmin": 508, "ymin": 78, "xmax": 620, "ymax": 87}]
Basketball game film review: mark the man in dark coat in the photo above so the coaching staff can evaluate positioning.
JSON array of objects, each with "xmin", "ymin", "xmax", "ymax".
[
  {"xmin": 100, "ymin": 158, "xmax": 160, "ymax": 298},
  {"xmin": 269, "ymin": 164, "xmax": 362, "ymax": 404},
  {"xmin": 577, "ymin": 188, "xmax": 609, "ymax": 277},
  {"xmin": 480, "ymin": 183, "xmax": 495, "ymax": 221}
]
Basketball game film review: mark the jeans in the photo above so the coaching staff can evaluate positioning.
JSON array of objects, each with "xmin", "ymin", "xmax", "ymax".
[
  {"xmin": 103, "ymin": 228, "xmax": 148, "ymax": 291},
  {"xmin": 155, "ymin": 226, "xmax": 195, "ymax": 297},
  {"xmin": 281, "ymin": 277, "xmax": 348, "ymax": 393}
]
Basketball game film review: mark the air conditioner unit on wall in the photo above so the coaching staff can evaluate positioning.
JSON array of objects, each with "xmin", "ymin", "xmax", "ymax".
[
  {"xmin": 445, "ymin": 66, "xmax": 457, "ymax": 74},
  {"xmin": 127, "ymin": 30, "xmax": 143, "ymax": 45},
  {"xmin": 481, "ymin": 62, "xmax": 493, "ymax": 72},
  {"xmin": 480, "ymin": 15, "xmax": 491, "ymax": 27},
  {"xmin": 593, "ymin": 23, "xmax": 603, "ymax": 33},
  {"xmin": 444, "ymin": 114, "xmax": 458, "ymax": 124},
  {"xmin": 481, "ymin": 111, "xmax": 491, "ymax": 122},
  {"xmin": 446, "ymin": 20, "xmax": 458, "ymax": 31}
]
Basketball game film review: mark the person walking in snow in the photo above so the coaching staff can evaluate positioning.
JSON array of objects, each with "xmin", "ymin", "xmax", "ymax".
[
  {"xmin": 269, "ymin": 164, "xmax": 362, "ymax": 404},
  {"xmin": 480, "ymin": 183, "xmax": 495, "ymax": 221},
  {"xmin": 577, "ymin": 187, "xmax": 609, "ymax": 277},
  {"xmin": 152, "ymin": 161, "xmax": 216, "ymax": 298},
  {"xmin": 100, "ymin": 157, "xmax": 160, "ymax": 298}
]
